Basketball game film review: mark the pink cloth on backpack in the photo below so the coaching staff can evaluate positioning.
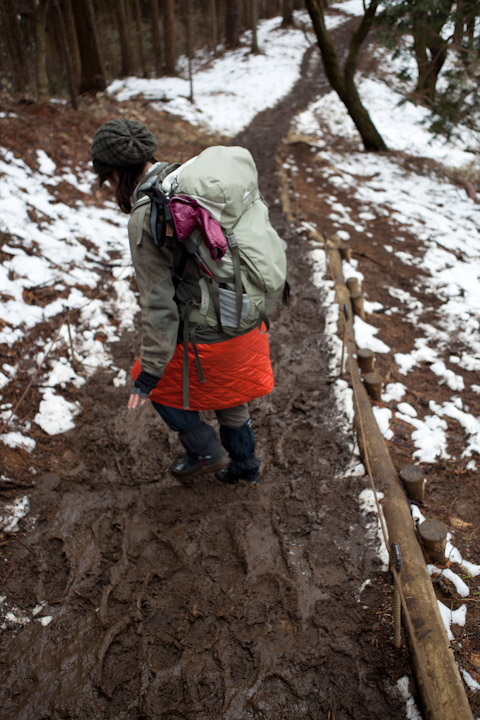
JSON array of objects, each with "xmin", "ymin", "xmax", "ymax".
[{"xmin": 169, "ymin": 196, "xmax": 227, "ymax": 260}]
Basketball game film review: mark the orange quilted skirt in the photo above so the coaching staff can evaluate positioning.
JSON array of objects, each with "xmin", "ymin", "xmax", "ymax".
[{"xmin": 132, "ymin": 327, "xmax": 273, "ymax": 410}]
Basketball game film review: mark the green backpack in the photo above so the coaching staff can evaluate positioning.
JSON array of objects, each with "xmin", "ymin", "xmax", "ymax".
[
  {"xmin": 131, "ymin": 146, "xmax": 288, "ymax": 406},
  {"xmin": 133, "ymin": 145, "xmax": 287, "ymax": 336}
]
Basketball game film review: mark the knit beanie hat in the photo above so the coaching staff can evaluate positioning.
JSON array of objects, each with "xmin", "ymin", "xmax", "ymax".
[{"xmin": 91, "ymin": 119, "xmax": 158, "ymax": 176}]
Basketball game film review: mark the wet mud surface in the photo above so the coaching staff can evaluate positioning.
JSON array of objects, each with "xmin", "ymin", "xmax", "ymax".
[{"xmin": 0, "ymin": 20, "xmax": 412, "ymax": 720}]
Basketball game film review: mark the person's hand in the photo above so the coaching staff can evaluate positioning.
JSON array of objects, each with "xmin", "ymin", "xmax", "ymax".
[
  {"xmin": 128, "ymin": 392, "xmax": 147, "ymax": 409},
  {"xmin": 127, "ymin": 369, "xmax": 162, "ymax": 409}
]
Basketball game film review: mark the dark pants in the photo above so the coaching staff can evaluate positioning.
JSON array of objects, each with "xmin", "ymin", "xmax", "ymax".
[{"xmin": 151, "ymin": 402, "xmax": 260, "ymax": 473}]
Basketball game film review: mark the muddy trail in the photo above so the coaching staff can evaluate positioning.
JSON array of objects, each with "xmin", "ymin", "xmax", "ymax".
[{"xmin": 0, "ymin": 21, "xmax": 412, "ymax": 720}]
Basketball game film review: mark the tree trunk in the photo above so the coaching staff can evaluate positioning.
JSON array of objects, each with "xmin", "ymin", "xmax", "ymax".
[
  {"xmin": 282, "ymin": 0, "xmax": 294, "ymax": 26},
  {"xmin": 71, "ymin": 0, "xmax": 106, "ymax": 92},
  {"xmin": 265, "ymin": 0, "xmax": 276, "ymax": 16},
  {"xmin": 93, "ymin": 0, "xmax": 108, "ymax": 74},
  {"xmin": 454, "ymin": 0, "xmax": 465, "ymax": 43},
  {"xmin": 465, "ymin": 12, "xmax": 475, "ymax": 47},
  {"xmin": 134, "ymin": 0, "xmax": 147, "ymax": 77},
  {"xmin": 61, "ymin": 0, "xmax": 81, "ymax": 90},
  {"xmin": 250, "ymin": 0, "xmax": 258, "ymax": 53},
  {"xmin": 163, "ymin": 0, "xmax": 176, "ymax": 74},
  {"xmin": 125, "ymin": 0, "xmax": 140, "ymax": 72},
  {"xmin": 427, "ymin": 36, "xmax": 448, "ymax": 91},
  {"xmin": 225, "ymin": 0, "xmax": 241, "ymax": 48},
  {"xmin": 4, "ymin": 0, "xmax": 30, "ymax": 92},
  {"xmin": 305, "ymin": 0, "xmax": 387, "ymax": 151},
  {"xmin": 150, "ymin": 0, "xmax": 162, "ymax": 74},
  {"xmin": 0, "ymin": 4, "xmax": 18, "ymax": 93},
  {"xmin": 207, "ymin": 0, "xmax": 218, "ymax": 51},
  {"xmin": 54, "ymin": 0, "xmax": 78, "ymax": 108},
  {"xmin": 413, "ymin": 21, "xmax": 450, "ymax": 104},
  {"xmin": 0, "ymin": 28, "xmax": 7, "ymax": 87},
  {"xmin": 34, "ymin": 0, "xmax": 49, "ymax": 101},
  {"xmin": 216, "ymin": 0, "xmax": 225, "ymax": 44},
  {"xmin": 454, "ymin": 0, "xmax": 476, "ymax": 53},
  {"xmin": 117, "ymin": 0, "xmax": 132, "ymax": 77}
]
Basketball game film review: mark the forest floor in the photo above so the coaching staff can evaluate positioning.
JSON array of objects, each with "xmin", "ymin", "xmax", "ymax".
[{"xmin": 0, "ymin": 16, "xmax": 479, "ymax": 720}]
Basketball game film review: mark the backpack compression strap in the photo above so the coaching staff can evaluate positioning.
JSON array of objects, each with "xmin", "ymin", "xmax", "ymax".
[
  {"xmin": 226, "ymin": 232, "xmax": 243, "ymax": 329},
  {"xmin": 182, "ymin": 300, "xmax": 206, "ymax": 409},
  {"xmin": 145, "ymin": 184, "xmax": 174, "ymax": 248}
]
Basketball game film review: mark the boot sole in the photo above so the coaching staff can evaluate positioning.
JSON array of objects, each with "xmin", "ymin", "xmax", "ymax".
[{"xmin": 170, "ymin": 455, "xmax": 230, "ymax": 479}]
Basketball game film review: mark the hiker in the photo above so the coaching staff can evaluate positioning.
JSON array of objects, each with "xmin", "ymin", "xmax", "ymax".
[{"xmin": 91, "ymin": 118, "xmax": 286, "ymax": 485}]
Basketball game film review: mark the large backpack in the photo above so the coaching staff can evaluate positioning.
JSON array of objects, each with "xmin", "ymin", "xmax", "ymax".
[
  {"xmin": 131, "ymin": 146, "xmax": 288, "ymax": 406},
  {"xmin": 132, "ymin": 146, "xmax": 287, "ymax": 335}
]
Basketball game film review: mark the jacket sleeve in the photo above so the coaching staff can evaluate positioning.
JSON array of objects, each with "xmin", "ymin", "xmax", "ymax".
[{"xmin": 128, "ymin": 204, "xmax": 179, "ymax": 377}]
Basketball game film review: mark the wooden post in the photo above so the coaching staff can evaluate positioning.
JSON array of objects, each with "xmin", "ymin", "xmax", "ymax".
[
  {"xmin": 357, "ymin": 348, "xmax": 375, "ymax": 374},
  {"xmin": 346, "ymin": 277, "xmax": 359, "ymax": 294},
  {"xmin": 363, "ymin": 372, "xmax": 382, "ymax": 401},
  {"xmin": 339, "ymin": 303, "xmax": 349, "ymax": 376},
  {"xmin": 400, "ymin": 465, "xmax": 426, "ymax": 503},
  {"xmin": 350, "ymin": 291, "xmax": 366, "ymax": 320},
  {"xmin": 418, "ymin": 519, "xmax": 448, "ymax": 564}
]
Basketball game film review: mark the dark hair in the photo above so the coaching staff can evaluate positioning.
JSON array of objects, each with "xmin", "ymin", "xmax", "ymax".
[{"xmin": 102, "ymin": 157, "xmax": 157, "ymax": 214}]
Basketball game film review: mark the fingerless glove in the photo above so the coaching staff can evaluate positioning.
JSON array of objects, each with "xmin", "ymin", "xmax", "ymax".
[{"xmin": 131, "ymin": 369, "xmax": 162, "ymax": 399}]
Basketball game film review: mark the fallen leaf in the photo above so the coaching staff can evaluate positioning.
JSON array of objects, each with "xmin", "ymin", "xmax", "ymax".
[
  {"xmin": 469, "ymin": 653, "xmax": 480, "ymax": 670},
  {"xmin": 450, "ymin": 516, "xmax": 473, "ymax": 530}
]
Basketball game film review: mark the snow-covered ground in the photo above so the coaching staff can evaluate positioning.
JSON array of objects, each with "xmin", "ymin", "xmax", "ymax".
[
  {"xmin": 0, "ymin": 148, "xmax": 136, "ymax": 445},
  {"xmin": 1, "ymin": 2, "xmax": 479, "ymax": 709},
  {"xmin": 294, "ymin": 46, "xmax": 480, "ymax": 472}
]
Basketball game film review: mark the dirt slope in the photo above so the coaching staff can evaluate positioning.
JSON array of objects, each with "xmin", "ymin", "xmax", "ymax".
[{"xmin": 0, "ymin": 20, "xmax": 413, "ymax": 720}]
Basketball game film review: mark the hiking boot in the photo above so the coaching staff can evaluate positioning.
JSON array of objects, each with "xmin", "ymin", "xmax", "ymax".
[
  {"xmin": 170, "ymin": 447, "xmax": 230, "ymax": 479},
  {"xmin": 215, "ymin": 466, "xmax": 261, "ymax": 485}
]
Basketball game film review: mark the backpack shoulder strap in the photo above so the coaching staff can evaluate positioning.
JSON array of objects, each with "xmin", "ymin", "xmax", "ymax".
[
  {"xmin": 159, "ymin": 162, "xmax": 181, "ymax": 184},
  {"xmin": 130, "ymin": 196, "xmax": 150, "ymax": 246},
  {"xmin": 133, "ymin": 162, "xmax": 169, "ymax": 204},
  {"xmin": 131, "ymin": 162, "xmax": 181, "ymax": 248}
]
